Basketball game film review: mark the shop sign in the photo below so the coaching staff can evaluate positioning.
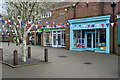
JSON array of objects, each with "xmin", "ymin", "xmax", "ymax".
[
  {"xmin": 37, "ymin": 29, "xmax": 42, "ymax": 32},
  {"xmin": 44, "ymin": 28, "xmax": 65, "ymax": 31}
]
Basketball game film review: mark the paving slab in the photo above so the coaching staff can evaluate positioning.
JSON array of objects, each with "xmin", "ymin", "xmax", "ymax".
[{"xmin": 1, "ymin": 42, "xmax": 118, "ymax": 78}]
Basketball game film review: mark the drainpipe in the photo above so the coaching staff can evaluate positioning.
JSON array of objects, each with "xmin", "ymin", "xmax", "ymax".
[
  {"xmin": 72, "ymin": 2, "xmax": 79, "ymax": 19},
  {"xmin": 111, "ymin": 2, "xmax": 116, "ymax": 54}
]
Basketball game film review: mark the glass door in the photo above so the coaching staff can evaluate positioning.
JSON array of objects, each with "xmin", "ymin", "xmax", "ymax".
[
  {"xmin": 52, "ymin": 31, "xmax": 65, "ymax": 47},
  {"xmin": 52, "ymin": 31, "xmax": 62, "ymax": 47},
  {"xmin": 86, "ymin": 32, "xmax": 95, "ymax": 50},
  {"xmin": 53, "ymin": 34, "xmax": 56, "ymax": 46},
  {"xmin": 87, "ymin": 33, "xmax": 92, "ymax": 48},
  {"xmin": 57, "ymin": 33, "xmax": 61, "ymax": 46}
]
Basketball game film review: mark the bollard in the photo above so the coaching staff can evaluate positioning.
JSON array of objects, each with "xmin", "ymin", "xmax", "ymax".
[
  {"xmin": 0, "ymin": 48, "xmax": 3, "ymax": 61},
  {"xmin": 13, "ymin": 50, "xmax": 18, "ymax": 66},
  {"xmin": 8, "ymin": 41, "xmax": 10, "ymax": 46},
  {"xmin": 44, "ymin": 48, "xmax": 48, "ymax": 62},
  {"xmin": 28, "ymin": 47, "xmax": 31, "ymax": 58}
]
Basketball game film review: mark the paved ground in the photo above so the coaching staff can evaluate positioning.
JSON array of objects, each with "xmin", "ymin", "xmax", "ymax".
[{"xmin": 1, "ymin": 42, "xmax": 118, "ymax": 78}]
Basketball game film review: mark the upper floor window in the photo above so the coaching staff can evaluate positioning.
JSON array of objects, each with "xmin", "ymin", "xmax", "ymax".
[{"xmin": 40, "ymin": 12, "xmax": 52, "ymax": 19}]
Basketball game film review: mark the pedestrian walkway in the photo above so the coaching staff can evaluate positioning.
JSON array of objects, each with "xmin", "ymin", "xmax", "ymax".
[{"xmin": 1, "ymin": 42, "xmax": 118, "ymax": 78}]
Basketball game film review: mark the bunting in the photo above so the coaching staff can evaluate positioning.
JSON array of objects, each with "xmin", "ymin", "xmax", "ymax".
[
  {"xmin": 101, "ymin": 24, "xmax": 104, "ymax": 27},
  {"xmin": 115, "ymin": 22, "xmax": 119, "ymax": 27},
  {"xmin": 0, "ymin": 19, "xmax": 119, "ymax": 30},
  {"xmin": 111, "ymin": 23, "xmax": 114, "ymax": 27}
]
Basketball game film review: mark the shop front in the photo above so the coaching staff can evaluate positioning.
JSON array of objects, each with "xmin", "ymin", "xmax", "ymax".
[
  {"xmin": 28, "ymin": 29, "xmax": 42, "ymax": 45},
  {"xmin": 43, "ymin": 28, "xmax": 66, "ymax": 47},
  {"xmin": 117, "ymin": 14, "xmax": 120, "ymax": 44},
  {"xmin": 68, "ymin": 15, "xmax": 111, "ymax": 53}
]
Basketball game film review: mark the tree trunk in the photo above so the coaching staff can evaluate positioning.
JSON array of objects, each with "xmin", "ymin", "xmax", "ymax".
[{"xmin": 21, "ymin": 38, "xmax": 27, "ymax": 62}]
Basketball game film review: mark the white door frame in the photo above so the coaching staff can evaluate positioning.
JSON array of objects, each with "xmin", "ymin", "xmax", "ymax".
[{"xmin": 52, "ymin": 31, "xmax": 65, "ymax": 47}]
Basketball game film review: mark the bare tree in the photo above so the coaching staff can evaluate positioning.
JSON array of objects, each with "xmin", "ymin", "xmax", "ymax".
[{"xmin": 3, "ymin": 1, "xmax": 56, "ymax": 62}]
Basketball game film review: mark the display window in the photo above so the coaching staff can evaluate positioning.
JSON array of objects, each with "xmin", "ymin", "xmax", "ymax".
[
  {"xmin": 73, "ymin": 29, "xmax": 106, "ymax": 50},
  {"xmin": 96, "ymin": 29, "xmax": 106, "ymax": 50},
  {"xmin": 44, "ymin": 30, "xmax": 66, "ymax": 47},
  {"xmin": 44, "ymin": 32, "xmax": 52, "ymax": 46},
  {"xmin": 73, "ymin": 30, "xmax": 85, "ymax": 48}
]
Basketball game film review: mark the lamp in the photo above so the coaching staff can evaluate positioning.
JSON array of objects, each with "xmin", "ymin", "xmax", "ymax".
[
  {"xmin": 86, "ymin": 2, "xmax": 89, "ymax": 7},
  {"xmin": 64, "ymin": 9, "xmax": 67, "ymax": 11}
]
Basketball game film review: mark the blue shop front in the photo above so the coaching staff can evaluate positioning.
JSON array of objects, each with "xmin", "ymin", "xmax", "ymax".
[
  {"xmin": 117, "ymin": 14, "xmax": 120, "ymax": 44},
  {"xmin": 68, "ymin": 15, "xmax": 111, "ymax": 53}
]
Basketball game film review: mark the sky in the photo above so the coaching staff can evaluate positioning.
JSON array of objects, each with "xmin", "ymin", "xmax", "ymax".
[{"xmin": 0, "ymin": 1, "xmax": 7, "ymax": 15}]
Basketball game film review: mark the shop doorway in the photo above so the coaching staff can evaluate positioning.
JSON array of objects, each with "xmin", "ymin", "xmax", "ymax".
[
  {"xmin": 36, "ymin": 33, "xmax": 41, "ymax": 45},
  {"xmin": 52, "ymin": 31, "xmax": 65, "ymax": 47},
  {"xmin": 86, "ymin": 32, "xmax": 95, "ymax": 51}
]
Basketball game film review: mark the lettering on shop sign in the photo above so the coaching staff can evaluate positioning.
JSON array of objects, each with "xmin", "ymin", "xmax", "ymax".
[
  {"xmin": 37, "ymin": 29, "xmax": 42, "ymax": 32},
  {"xmin": 44, "ymin": 28, "xmax": 65, "ymax": 31}
]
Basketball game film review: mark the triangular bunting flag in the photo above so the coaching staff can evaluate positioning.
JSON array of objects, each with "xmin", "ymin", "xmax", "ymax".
[
  {"xmin": 66, "ymin": 25, "xmax": 69, "ymax": 27},
  {"xmin": 39, "ymin": 25, "xmax": 42, "ymax": 28},
  {"xmin": 115, "ymin": 22, "xmax": 119, "ymax": 27},
  {"xmin": 111, "ymin": 23, "xmax": 114, "ymax": 27},
  {"xmin": 1, "ymin": 20, "xmax": 5, "ymax": 23},
  {"xmin": 88, "ymin": 25, "xmax": 91, "ymax": 28},
  {"xmin": 79, "ymin": 25, "xmax": 81, "ymax": 27},
  {"xmin": 101, "ymin": 24, "xmax": 104, "ymax": 27},
  {"xmin": 91, "ymin": 24, "xmax": 95, "ymax": 27},
  {"xmin": 11, "ymin": 21, "xmax": 14, "ymax": 25},
  {"xmin": 27, "ymin": 24, "xmax": 31, "ymax": 27},
  {"xmin": 49, "ymin": 25, "xmax": 53, "ymax": 27},
  {"xmin": 58, "ymin": 23, "xmax": 61, "ymax": 25},
  {"xmin": 74, "ymin": 25, "xmax": 76, "ymax": 27},
  {"xmin": 62, "ymin": 26, "xmax": 65, "ymax": 28},
  {"xmin": 43, "ymin": 25, "xmax": 46, "ymax": 28},
  {"xmin": 106, "ymin": 23, "xmax": 110, "ymax": 27},
  {"xmin": 53, "ymin": 25, "xmax": 57, "ymax": 28}
]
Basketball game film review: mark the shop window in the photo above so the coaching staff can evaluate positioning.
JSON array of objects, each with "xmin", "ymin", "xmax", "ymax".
[
  {"xmin": 73, "ymin": 30, "xmax": 85, "ymax": 48},
  {"xmin": 96, "ymin": 29, "xmax": 106, "ymax": 50},
  {"xmin": 44, "ymin": 32, "xmax": 52, "ymax": 46},
  {"xmin": 73, "ymin": 29, "xmax": 106, "ymax": 50}
]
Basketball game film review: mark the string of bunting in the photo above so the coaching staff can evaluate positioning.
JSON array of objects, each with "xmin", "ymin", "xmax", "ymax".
[
  {"xmin": 72, "ymin": 22, "xmax": 119, "ymax": 28},
  {"xmin": 0, "ymin": 20, "xmax": 119, "ymax": 28},
  {"xmin": 0, "ymin": 19, "xmax": 70, "ymax": 28},
  {"xmin": 0, "ymin": 19, "xmax": 119, "ymax": 36}
]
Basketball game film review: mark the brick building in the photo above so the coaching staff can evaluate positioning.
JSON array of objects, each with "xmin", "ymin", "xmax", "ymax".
[{"xmin": 31, "ymin": 2, "xmax": 120, "ymax": 54}]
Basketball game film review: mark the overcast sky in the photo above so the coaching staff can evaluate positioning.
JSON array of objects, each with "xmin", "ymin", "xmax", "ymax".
[{"xmin": 0, "ymin": 1, "xmax": 7, "ymax": 15}]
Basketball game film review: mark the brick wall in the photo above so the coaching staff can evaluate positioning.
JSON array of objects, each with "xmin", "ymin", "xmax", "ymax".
[
  {"xmin": 67, "ymin": 2, "xmax": 119, "ymax": 20},
  {"xmin": 41, "ymin": 30, "xmax": 44, "ymax": 46},
  {"xmin": 65, "ymin": 27, "xmax": 70, "ymax": 49},
  {"xmin": 110, "ymin": 23, "xmax": 118, "ymax": 54}
]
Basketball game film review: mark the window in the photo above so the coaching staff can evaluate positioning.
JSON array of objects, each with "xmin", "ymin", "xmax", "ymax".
[
  {"xmin": 73, "ymin": 30, "xmax": 85, "ymax": 48},
  {"xmin": 40, "ymin": 12, "xmax": 52, "ymax": 19},
  {"xmin": 96, "ymin": 29, "xmax": 106, "ymax": 50}
]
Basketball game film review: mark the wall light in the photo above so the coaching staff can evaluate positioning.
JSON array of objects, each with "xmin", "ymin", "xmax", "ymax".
[
  {"xmin": 86, "ymin": 2, "xmax": 89, "ymax": 7},
  {"xmin": 64, "ymin": 9, "xmax": 67, "ymax": 11}
]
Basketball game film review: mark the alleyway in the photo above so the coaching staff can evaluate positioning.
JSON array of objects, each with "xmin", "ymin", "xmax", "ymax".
[{"xmin": 1, "ymin": 42, "xmax": 118, "ymax": 78}]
